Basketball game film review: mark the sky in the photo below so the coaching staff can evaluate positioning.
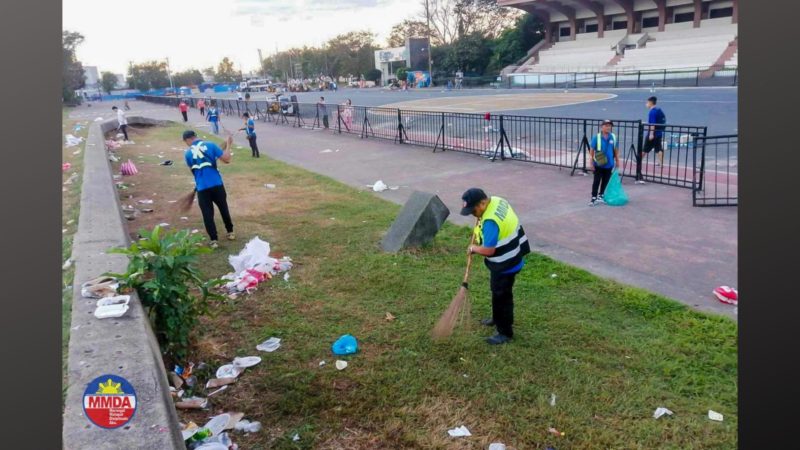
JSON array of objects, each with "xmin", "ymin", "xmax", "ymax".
[{"xmin": 63, "ymin": 0, "xmax": 419, "ymax": 75}]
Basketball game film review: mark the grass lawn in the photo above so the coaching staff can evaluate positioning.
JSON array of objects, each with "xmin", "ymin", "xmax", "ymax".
[
  {"xmin": 112, "ymin": 123, "xmax": 737, "ymax": 449},
  {"xmin": 61, "ymin": 108, "xmax": 88, "ymax": 402}
]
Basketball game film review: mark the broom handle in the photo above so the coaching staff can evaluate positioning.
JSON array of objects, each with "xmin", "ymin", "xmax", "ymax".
[{"xmin": 462, "ymin": 218, "xmax": 479, "ymax": 285}]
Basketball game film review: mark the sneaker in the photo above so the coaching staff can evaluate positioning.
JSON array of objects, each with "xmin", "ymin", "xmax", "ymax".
[
  {"xmin": 597, "ymin": 195, "xmax": 606, "ymax": 204},
  {"xmin": 480, "ymin": 318, "xmax": 495, "ymax": 327},
  {"xmin": 713, "ymin": 286, "xmax": 738, "ymax": 305},
  {"xmin": 486, "ymin": 334, "xmax": 512, "ymax": 345},
  {"xmin": 227, "ymin": 232, "xmax": 236, "ymax": 241},
  {"xmin": 589, "ymin": 197, "xmax": 598, "ymax": 206},
  {"xmin": 209, "ymin": 241, "xmax": 219, "ymax": 249}
]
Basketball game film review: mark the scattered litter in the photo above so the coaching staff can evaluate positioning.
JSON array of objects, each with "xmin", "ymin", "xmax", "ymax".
[
  {"xmin": 191, "ymin": 229, "xmax": 200, "ymax": 234},
  {"xmin": 385, "ymin": 312, "xmax": 396, "ymax": 321},
  {"xmin": 447, "ymin": 425, "xmax": 471, "ymax": 438},
  {"xmin": 319, "ymin": 360, "xmax": 326, "ymax": 367},
  {"xmin": 708, "ymin": 410, "xmax": 724, "ymax": 422},
  {"xmin": 232, "ymin": 356, "xmax": 261, "ymax": 368},
  {"xmin": 141, "ymin": 208, "xmax": 154, "ymax": 213},
  {"xmin": 215, "ymin": 364, "xmax": 244, "ymax": 379},
  {"xmin": 120, "ymin": 159, "xmax": 138, "ymax": 176},
  {"xmin": 206, "ymin": 377, "xmax": 236, "ymax": 389},
  {"xmin": 180, "ymin": 216, "xmax": 188, "ymax": 221},
  {"xmin": 292, "ymin": 433, "xmax": 300, "ymax": 442},
  {"xmin": 653, "ymin": 407, "xmax": 674, "ymax": 419},
  {"xmin": 62, "ymin": 258, "xmax": 72, "ymax": 270},
  {"xmin": 62, "ymin": 228, "xmax": 68, "ymax": 233},
  {"xmin": 62, "ymin": 162, "xmax": 72, "ymax": 171},
  {"xmin": 283, "ymin": 272, "xmax": 290, "ymax": 282},
  {"xmin": 160, "ymin": 160, "xmax": 173, "ymax": 166},
  {"xmin": 551, "ymin": 273, "xmax": 558, "ymax": 278},
  {"xmin": 175, "ymin": 396, "xmax": 208, "ymax": 409},
  {"xmin": 72, "ymin": 149, "xmax": 81, "ymax": 155},
  {"xmin": 234, "ymin": 419, "xmax": 262, "ymax": 433},
  {"xmin": 489, "ymin": 444, "xmax": 506, "ymax": 450},
  {"xmin": 168, "ymin": 200, "xmax": 177, "ymax": 203},
  {"xmin": 550, "ymin": 393, "xmax": 557, "ymax": 407},
  {"xmin": 65, "ymin": 134, "xmax": 84, "ymax": 147},
  {"xmin": 222, "ymin": 237, "xmax": 293, "ymax": 294},
  {"xmin": 81, "ymin": 276, "xmax": 119, "ymax": 299},
  {"xmin": 158, "ymin": 223, "xmax": 170, "ymax": 227},
  {"xmin": 66, "ymin": 219, "xmax": 75, "ymax": 225},
  {"xmin": 371, "ymin": 180, "xmax": 388, "ymax": 192},
  {"xmin": 203, "ymin": 413, "xmax": 231, "ymax": 437},
  {"xmin": 335, "ymin": 360, "xmax": 348, "ymax": 371},
  {"xmin": 320, "ymin": 149, "xmax": 333, "ymax": 153},
  {"xmin": 106, "ymin": 140, "xmax": 121, "ymax": 150},
  {"xmin": 264, "ymin": 183, "xmax": 276, "ymax": 189},
  {"xmin": 332, "ymin": 334, "xmax": 358, "ymax": 355},
  {"xmin": 63, "ymin": 173, "xmax": 79, "ymax": 185},
  {"xmin": 207, "ymin": 385, "xmax": 228, "ymax": 397},
  {"xmin": 223, "ymin": 412, "xmax": 245, "ymax": 431},
  {"xmin": 389, "ymin": 186, "xmax": 400, "ymax": 190},
  {"xmin": 713, "ymin": 286, "xmax": 738, "ymax": 305},
  {"xmin": 181, "ymin": 422, "xmax": 200, "ymax": 441},
  {"xmin": 548, "ymin": 427, "xmax": 565, "ymax": 436},
  {"xmin": 94, "ymin": 117, "xmax": 104, "ymax": 122},
  {"xmin": 256, "ymin": 337, "xmax": 281, "ymax": 352}
]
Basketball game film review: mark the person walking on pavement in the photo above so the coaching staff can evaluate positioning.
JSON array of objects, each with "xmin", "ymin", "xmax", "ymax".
[
  {"xmin": 461, "ymin": 188, "xmax": 531, "ymax": 345},
  {"xmin": 112, "ymin": 106, "xmax": 129, "ymax": 142},
  {"xmin": 589, "ymin": 119, "xmax": 620, "ymax": 206},
  {"xmin": 179, "ymin": 99, "xmax": 189, "ymax": 122},
  {"xmin": 182, "ymin": 130, "xmax": 235, "ymax": 248},
  {"xmin": 207, "ymin": 102, "xmax": 220, "ymax": 134},
  {"xmin": 642, "ymin": 96, "xmax": 667, "ymax": 172},
  {"xmin": 317, "ymin": 96, "xmax": 329, "ymax": 129},
  {"xmin": 197, "ymin": 98, "xmax": 206, "ymax": 117},
  {"xmin": 239, "ymin": 112, "xmax": 259, "ymax": 158}
]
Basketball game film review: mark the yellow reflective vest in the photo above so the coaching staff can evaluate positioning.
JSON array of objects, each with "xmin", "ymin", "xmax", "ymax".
[{"xmin": 473, "ymin": 196, "xmax": 531, "ymax": 272}]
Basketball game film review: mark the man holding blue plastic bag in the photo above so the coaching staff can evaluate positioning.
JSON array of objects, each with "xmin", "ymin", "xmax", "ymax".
[{"xmin": 589, "ymin": 119, "xmax": 620, "ymax": 206}]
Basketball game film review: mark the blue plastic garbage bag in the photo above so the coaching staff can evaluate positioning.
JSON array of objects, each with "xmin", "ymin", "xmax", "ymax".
[
  {"xmin": 332, "ymin": 334, "xmax": 358, "ymax": 355},
  {"xmin": 604, "ymin": 169, "xmax": 628, "ymax": 206}
]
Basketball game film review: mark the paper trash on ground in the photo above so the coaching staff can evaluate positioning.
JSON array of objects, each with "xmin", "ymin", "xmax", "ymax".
[
  {"xmin": 489, "ymin": 444, "xmax": 506, "ymax": 450},
  {"xmin": 223, "ymin": 237, "xmax": 293, "ymax": 294},
  {"xmin": 372, "ymin": 180, "xmax": 388, "ymax": 192},
  {"xmin": 256, "ymin": 337, "xmax": 281, "ymax": 352},
  {"xmin": 708, "ymin": 410, "xmax": 724, "ymax": 422},
  {"xmin": 447, "ymin": 425, "xmax": 471, "ymax": 438},
  {"xmin": 550, "ymin": 393, "xmax": 557, "ymax": 407},
  {"xmin": 65, "ymin": 134, "xmax": 84, "ymax": 147},
  {"xmin": 335, "ymin": 360, "xmax": 348, "ymax": 370},
  {"xmin": 653, "ymin": 407, "xmax": 674, "ymax": 419},
  {"xmin": 292, "ymin": 434, "xmax": 300, "ymax": 442}
]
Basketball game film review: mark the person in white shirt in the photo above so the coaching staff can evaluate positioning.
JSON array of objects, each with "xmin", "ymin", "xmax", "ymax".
[{"xmin": 112, "ymin": 106, "xmax": 128, "ymax": 141}]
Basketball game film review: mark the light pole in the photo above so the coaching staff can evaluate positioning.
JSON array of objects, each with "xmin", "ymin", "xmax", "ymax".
[
  {"xmin": 165, "ymin": 57, "xmax": 174, "ymax": 92},
  {"xmin": 425, "ymin": 0, "xmax": 433, "ymax": 86}
]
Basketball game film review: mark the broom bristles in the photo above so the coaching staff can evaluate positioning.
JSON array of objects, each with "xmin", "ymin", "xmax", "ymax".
[
  {"xmin": 431, "ymin": 285, "xmax": 471, "ymax": 339},
  {"xmin": 177, "ymin": 190, "xmax": 196, "ymax": 212}
]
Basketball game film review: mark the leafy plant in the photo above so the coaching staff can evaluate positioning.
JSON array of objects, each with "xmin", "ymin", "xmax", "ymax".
[{"xmin": 109, "ymin": 226, "xmax": 223, "ymax": 359}]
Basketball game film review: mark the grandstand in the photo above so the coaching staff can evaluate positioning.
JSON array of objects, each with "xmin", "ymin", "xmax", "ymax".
[{"xmin": 500, "ymin": 0, "xmax": 738, "ymax": 75}]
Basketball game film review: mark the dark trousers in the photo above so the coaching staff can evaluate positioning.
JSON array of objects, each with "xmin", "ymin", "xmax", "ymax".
[
  {"xmin": 490, "ymin": 270, "xmax": 518, "ymax": 338},
  {"xmin": 119, "ymin": 124, "xmax": 128, "ymax": 141},
  {"xmin": 592, "ymin": 166, "xmax": 613, "ymax": 198},
  {"xmin": 181, "ymin": 111, "xmax": 188, "ymax": 122},
  {"xmin": 247, "ymin": 135, "xmax": 259, "ymax": 157},
  {"xmin": 200, "ymin": 107, "xmax": 205, "ymax": 117},
  {"xmin": 196, "ymin": 185, "xmax": 233, "ymax": 241},
  {"xmin": 322, "ymin": 115, "xmax": 329, "ymax": 129}
]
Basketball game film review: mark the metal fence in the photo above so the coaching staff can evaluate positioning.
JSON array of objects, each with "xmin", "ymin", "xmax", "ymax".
[
  {"xmin": 137, "ymin": 95, "xmax": 727, "ymax": 197},
  {"xmin": 508, "ymin": 65, "xmax": 738, "ymax": 89},
  {"xmin": 693, "ymin": 135, "xmax": 738, "ymax": 207}
]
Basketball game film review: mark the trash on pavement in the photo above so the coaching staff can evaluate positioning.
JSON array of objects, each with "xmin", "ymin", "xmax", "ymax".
[
  {"xmin": 62, "ymin": 259, "xmax": 73, "ymax": 270},
  {"xmin": 94, "ymin": 302, "xmax": 129, "ymax": 319},
  {"xmin": 547, "ymin": 427, "xmax": 565, "ymax": 437},
  {"xmin": 320, "ymin": 149, "xmax": 333, "ymax": 153},
  {"xmin": 232, "ymin": 356, "xmax": 261, "ymax": 368},
  {"xmin": 708, "ymin": 410, "xmax": 724, "ymax": 422},
  {"xmin": 447, "ymin": 425, "xmax": 471, "ymax": 438},
  {"xmin": 94, "ymin": 117, "xmax": 104, "ymax": 122},
  {"xmin": 371, "ymin": 180, "xmax": 388, "ymax": 192},
  {"xmin": 653, "ymin": 407, "xmax": 674, "ymax": 419},
  {"xmin": 713, "ymin": 286, "xmax": 738, "ymax": 305},
  {"xmin": 335, "ymin": 360, "xmax": 348, "ymax": 371},
  {"xmin": 234, "ymin": 419, "xmax": 262, "ymax": 433},
  {"xmin": 81, "ymin": 276, "xmax": 119, "ymax": 299},
  {"xmin": 332, "ymin": 334, "xmax": 358, "ymax": 355},
  {"xmin": 175, "ymin": 396, "xmax": 208, "ymax": 409},
  {"xmin": 256, "ymin": 337, "xmax": 281, "ymax": 352}
]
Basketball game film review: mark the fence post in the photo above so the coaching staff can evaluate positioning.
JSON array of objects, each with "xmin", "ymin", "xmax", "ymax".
[
  {"xmin": 573, "ymin": 72, "xmax": 577, "ymax": 88},
  {"xmin": 636, "ymin": 121, "xmax": 644, "ymax": 181},
  {"xmin": 524, "ymin": 77, "xmax": 527, "ymax": 89},
  {"xmin": 397, "ymin": 109, "xmax": 404, "ymax": 144},
  {"xmin": 663, "ymin": 69, "xmax": 667, "ymax": 87},
  {"xmin": 614, "ymin": 71, "xmax": 618, "ymax": 88},
  {"xmin": 593, "ymin": 72, "xmax": 597, "ymax": 88},
  {"xmin": 553, "ymin": 74, "xmax": 557, "ymax": 89},
  {"xmin": 637, "ymin": 70, "xmax": 641, "ymax": 88},
  {"xmin": 582, "ymin": 119, "xmax": 587, "ymax": 171},
  {"xmin": 538, "ymin": 75, "xmax": 541, "ymax": 89},
  {"xmin": 337, "ymin": 104, "xmax": 342, "ymax": 134},
  {"xmin": 236, "ymin": 100, "xmax": 241, "ymax": 116},
  {"xmin": 695, "ymin": 67, "xmax": 700, "ymax": 86},
  {"xmin": 733, "ymin": 67, "xmax": 738, "ymax": 86},
  {"xmin": 441, "ymin": 112, "xmax": 446, "ymax": 149}
]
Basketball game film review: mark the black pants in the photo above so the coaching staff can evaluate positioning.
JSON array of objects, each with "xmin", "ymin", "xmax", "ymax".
[
  {"xmin": 200, "ymin": 107, "xmax": 205, "ymax": 117},
  {"xmin": 490, "ymin": 270, "xmax": 518, "ymax": 338},
  {"xmin": 247, "ymin": 135, "xmax": 259, "ymax": 157},
  {"xmin": 119, "ymin": 124, "xmax": 128, "ymax": 141},
  {"xmin": 592, "ymin": 166, "xmax": 613, "ymax": 198},
  {"xmin": 196, "ymin": 185, "xmax": 233, "ymax": 241},
  {"xmin": 322, "ymin": 115, "xmax": 329, "ymax": 129},
  {"xmin": 181, "ymin": 111, "xmax": 188, "ymax": 122}
]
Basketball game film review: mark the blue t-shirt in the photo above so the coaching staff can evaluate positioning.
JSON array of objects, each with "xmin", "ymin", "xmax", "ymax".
[
  {"xmin": 184, "ymin": 139, "xmax": 224, "ymax": 191},
  {"xmin": 245, "ymin": 118, "xmax": 256, "ymax": 137},
  {"xmin": 207, "ymin": 108, "xmax": 219, "ymax": 122},
  {"xmin": 482, "ymin": 219, "xmax": 525, "ymax": 274},
  {"xmin": 590, "ymin": 132, "xmax": 617, "ymax": 169},
  {"xmin": 648, "ymin": 107, "xmax": 665, "ymax": 138}
]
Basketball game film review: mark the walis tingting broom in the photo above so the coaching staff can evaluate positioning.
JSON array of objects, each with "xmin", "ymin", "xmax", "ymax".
[
  {"xmin": 177, "ymin": 189, "xmax": 196, "ymax": 212},
  {"xmin": 431, "ymin": 219, "xmax": 479, "ymax": 340}
]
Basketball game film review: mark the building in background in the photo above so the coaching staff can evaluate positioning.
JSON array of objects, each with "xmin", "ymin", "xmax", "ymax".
[
  {"xmin": 114, "ymin": 74, "xmax": 127, "ymax": 89},
  {"xmin": 374, "ymin": 46, "xmax": 408, "ymax": 85},
  {"xmin": 83, "ymin": 66, "xmax": 100, "ymax": 88}
]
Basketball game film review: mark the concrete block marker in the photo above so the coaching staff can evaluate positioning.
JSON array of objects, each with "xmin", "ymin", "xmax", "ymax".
[{"xmin": 381, "ymin": 191, "xmax": 450, "ymax": 253}]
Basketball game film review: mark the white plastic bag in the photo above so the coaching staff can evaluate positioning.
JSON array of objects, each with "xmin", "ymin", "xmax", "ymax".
[
  {"xmin": 228, "ymin": 237, "xmax": 272, "ymax": 273},
  {"xmin": 372, "ymin": 180, "xmax": 388, "ymax": 192}
]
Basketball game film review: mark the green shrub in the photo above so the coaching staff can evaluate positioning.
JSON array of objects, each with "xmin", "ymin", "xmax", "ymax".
[{"xmin": 109, "ymin": 226, "xmax": 223, "ymax": 359}]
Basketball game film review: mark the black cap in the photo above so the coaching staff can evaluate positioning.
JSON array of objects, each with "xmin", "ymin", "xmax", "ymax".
[
  {"xmin": 602, "ymin": 119, "xmax": 614, "ymax": 126},
  {"xmin": 460, "ymin": 188, "xmax": 488, "ymax": 216},
  {"xmin": 182, "ymin": 130, "xmax": 197, "ymax": 140}
]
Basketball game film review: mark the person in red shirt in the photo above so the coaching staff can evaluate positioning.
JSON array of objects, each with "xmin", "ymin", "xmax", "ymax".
[
  {"xmin": 197, "ymin": 98, "xmax": 206, "ymax": 117},
  {"xmin": 179, "ymin": 100, "xmax": 189, "ymax": 122}
]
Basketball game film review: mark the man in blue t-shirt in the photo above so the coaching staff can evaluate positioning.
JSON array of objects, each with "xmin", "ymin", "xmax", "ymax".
[
  {"xmin": 239, "ymin": 112, "xmax": 259, "ymax": 158},
  {"xmin": 206, "ymin": 103, "xmax": 220, "ymax": 135},
  {"xmin": 588, "ymin": 119, "xmax": 620, "ymax": 206},
  {"xmin": 642, "ymin": 96, "xmax": 667, "ymax": 171},
  {"xmin": 182, "ymin": 130, "xmax": 235, "ymax": 248}
]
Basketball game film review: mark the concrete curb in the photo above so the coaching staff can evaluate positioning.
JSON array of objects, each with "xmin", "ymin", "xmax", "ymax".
[{"xmin": 63, "ymin": 117, "xmax": 183, "ymax": 449}]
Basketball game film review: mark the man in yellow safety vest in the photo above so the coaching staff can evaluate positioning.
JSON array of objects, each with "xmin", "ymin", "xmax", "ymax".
[{"xmin": 461, "ymin": 188, "xmax": 531, "ymax": 345}]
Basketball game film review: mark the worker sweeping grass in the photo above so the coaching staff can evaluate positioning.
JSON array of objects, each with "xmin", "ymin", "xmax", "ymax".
[{"xmin": 459, "ymin": 188, "xmax": 530, "ymax": 345}]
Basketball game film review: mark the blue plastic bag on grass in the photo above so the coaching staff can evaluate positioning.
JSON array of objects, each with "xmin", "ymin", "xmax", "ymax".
[
  {"xmin": 604, "ymin": 169, "xmax": 628, "ymax": 206},
  {"xmin": 332, "ymin": 334, "xmax": 358, "ymax": 355}
]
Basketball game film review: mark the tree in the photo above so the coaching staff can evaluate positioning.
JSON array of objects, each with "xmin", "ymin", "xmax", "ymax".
[
  {"xmin": 388, "ymin": 20, "xmax": 431, "ymax": 47},
  {"xmin": 101, "ymin": 72, "xmax": 118, "ymax": 94},
  {"xmin": 127, "ymin": 61, "xmax": 170, "ymax": 91},
  {"xmin": 419, "ymin": 0, "xmax": 521, "ymax": 44},
  {"xmin": 365, "ymin": 68, "xmax": 383, "ymax": 83},
  {"xmin": 215, "ymin": 57, "xmax": 238, "ymax": 83},
  {"xmin": 173, "ymin": 69, "xmax": 204, "ymax": 87},
  {"xmin": 325, "ymin": 31, "xmax": 378, "ymax": 78},
  {"xmin": 435, "ymin": 33, "xmax": 493, "ymax": 76},
  {"xmin": 62, "ymin": 30, "xmax": 85, "ymax": 102},
  {"xmin": 487, "ymin": 13, "xmax": 544, "ymax": 73},
  {"xmin": 396, "ymin": 67, "xmax": 408, "ymax": 82}
]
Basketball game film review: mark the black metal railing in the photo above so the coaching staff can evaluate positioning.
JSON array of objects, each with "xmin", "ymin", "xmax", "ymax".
[
  {"xmin": 136, "ymin": 95, "xmax": 717, "ymax": 192},
  {"xmin": 507, "ymin": 65, "xmax": 738, "ymax": 89},
  {"xmin": 693, "ymin": 135, "xmax": 738, "ymax": 207}
]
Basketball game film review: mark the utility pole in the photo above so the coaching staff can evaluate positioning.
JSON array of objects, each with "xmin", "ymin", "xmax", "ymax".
[
  {"xmin": 425, "ymin": 0, "xmax": 433, "ymax": 86},
  {"xmin": 257, "ymin": 49, "xmax": 265, "ymax": 79},
  {"xmin": 165, "ymin": 57, "xmax": 174, "ymax": 91}
]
